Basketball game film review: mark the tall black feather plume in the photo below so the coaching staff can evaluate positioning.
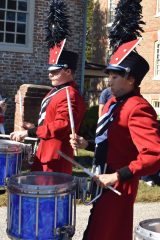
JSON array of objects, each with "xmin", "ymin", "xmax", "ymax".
[
  {"xmin": 45, "ymin": 0, "xmax": 71, "ymax": 49},
  {"xmin": 109, "ymin": 0, "xmax": 145, "ymax": 54}
]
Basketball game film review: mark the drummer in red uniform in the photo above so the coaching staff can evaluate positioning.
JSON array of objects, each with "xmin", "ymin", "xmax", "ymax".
[
  {"xmin": 10, "ymin": 44, "xmax": 85, "ymax": 174},
  {"xmin": 10, "ymin": 42, "xmax": 85, "ymax": 174},
  {"xmin": 70, "ymin": 39, "xmax": 160, "ymax": 240}
]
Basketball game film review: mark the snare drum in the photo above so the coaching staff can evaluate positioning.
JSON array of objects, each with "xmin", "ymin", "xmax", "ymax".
[
  {"xmin": 7, "ymin": 172, "xmax": 76, "ymax": 240},
  {"xmin": 0, "ymin": 140, "xmax": 23, "ymax": 188},
  {"xmin": 134, "ymin": 219, "xmax": 160, "ymax": 240}
]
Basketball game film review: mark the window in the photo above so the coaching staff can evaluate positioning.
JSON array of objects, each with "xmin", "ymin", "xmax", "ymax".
[
  {"xmin": 108, "ymin": 0, "xmax": 116, "ymax": 25},
  {"xmin": 154, "ymin": 41, "xmax": 160, "ymax": 79},
  {"xmin": 156, "ymin": 0, "xmax": 160, "ymax": 15},
  {"xmin": 152, "ymin": 100, "xmax": 160, "ymax": 108},
  {"xmin": 152, "ymin": 100, "xmax": 160, "ymax": 118},
  {"xmin": 0, "ymin": 0, "xmax": 35, "ymax": 53}
]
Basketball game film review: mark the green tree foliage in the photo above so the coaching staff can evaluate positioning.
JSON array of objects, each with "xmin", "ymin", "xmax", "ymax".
[
  {"xmin": 85, "ymin": 0, "xmax": 108, "ymax": 64},
  {"xmin": 86, "ymin": 0, "xmax": 94, "ymax": 61}
]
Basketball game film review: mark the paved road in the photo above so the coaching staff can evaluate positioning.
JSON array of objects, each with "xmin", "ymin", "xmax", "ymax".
[
  {"xmin": 0, "ymin": 202, "xmax": 160, "ymax": 240},
  {"xmin": 73, "ymin": 202, "xmax": 160, "ymax": 240}
]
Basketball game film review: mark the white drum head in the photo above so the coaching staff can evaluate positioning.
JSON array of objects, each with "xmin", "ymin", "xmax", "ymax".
[{"xmin": 7, "ymin": 172, "xmax": 77, "ymax": 195}]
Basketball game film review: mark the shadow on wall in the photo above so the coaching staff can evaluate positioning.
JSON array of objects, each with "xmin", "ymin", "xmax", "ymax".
[
  {"xmin": 85, "ymin": 0, "xmax": 108, "ymax": 106},
  {"xmin": 89, "ymin": 0, "xmax": 108, "ymax": 64}
]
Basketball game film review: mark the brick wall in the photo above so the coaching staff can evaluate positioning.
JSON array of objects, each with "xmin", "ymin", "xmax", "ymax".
[
  {"xmin": 0, "ymin": 0, "xmax": 85, "ymax": 133},
  {"xmin": 14, "ymin": 84, "xmax": 51, "ymax": 131},
  {"xmin": 138, "ymin": 0, "xmax": 160, "ymax": 94}
]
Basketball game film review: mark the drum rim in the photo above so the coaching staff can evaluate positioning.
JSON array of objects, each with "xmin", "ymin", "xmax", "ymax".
[
  {"xmin": 7, "ymin": 171, "xmax": 77, "ymax": 195},
  {"xmin": 135, "ymin": 218, "xmax": 160, "ymax": 239},
  {"xmin": 0, "ymin": 139, "xmax": 23, "ymax": 152}
]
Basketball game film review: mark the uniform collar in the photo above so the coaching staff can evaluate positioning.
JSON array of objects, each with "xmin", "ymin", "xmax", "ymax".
[
  {"xmin": 53, "ymin": 81, "xmax": 75, "ymax": 91},
  {"xmin": 116, "ymin": 87, "xmax": 140, "ymax": 102}
]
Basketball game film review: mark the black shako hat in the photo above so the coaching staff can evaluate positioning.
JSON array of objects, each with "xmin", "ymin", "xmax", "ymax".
[
  {"xmin": 45, "ymin": 0, "xmax": 78, "ymax": 72},
  {"xmin": 105, "ymin": 0, "xmax": 149, "ymax": 85},
  {"xmin": 48, "ymin": 48, "xmax": 78, "ymax": 71},
  {"xmin": 105, "ymin": 39, "xmax": 149, "ymax": 86}
]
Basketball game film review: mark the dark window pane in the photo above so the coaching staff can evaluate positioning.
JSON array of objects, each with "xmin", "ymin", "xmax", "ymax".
[
  {"xmin": 18, "ymin": 1, "xmax": 27, "ymax": 11},
  {"xmin": 16, "ymin": 34, "xmax": 25, "ymax": 44},
  {"xmin": 8, "ymin": 0, "xmax": 17, "ymax": 10},
  {"xmin": 0, "ymin": 10, "xmax": 5, "ymax": 20},
  {"xmin": 17, "ymin": 12, "xmax": 26, "ymax": 22},
  {"xmin": 6, "ymin": 33, "xmax": 15, "ymax": 42},
  {"xmin": 7, "ymin": 11, "xmax": 16, "ymax": 21},
  {"xmin": 17, "ymin": 23, "xmax": 25, "ymax": 33},
  {"xmin": 0, "ymin": 0, "xmax": 5, "ymax": 9},
  {"xmin": 6, "ymin": 22, "xmax": 15, "ymax": 32},
  {"xmin": 0, "ymin": 21, "xmax": 4, "ymax": 31},
  {"xmin": 0, "ymin": 33, "xmax": 4, "ymax": 42}
]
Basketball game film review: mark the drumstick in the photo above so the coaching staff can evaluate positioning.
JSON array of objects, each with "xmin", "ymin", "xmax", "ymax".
[
  {"xmin": 0, "ymin": 134, "xmax": 38, "ymax": 141},
  {"xmin": 66, "ymin": 87, "xmax": 78, "ymax": 156},
  {"xmin": 58, "ymin": 150, "xmax": 121, "ymax": 196}
]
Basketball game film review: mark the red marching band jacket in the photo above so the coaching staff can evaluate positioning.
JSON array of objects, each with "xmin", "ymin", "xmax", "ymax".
[
  {"xmin": 86, "ymin": 89, "xmax": 160, "ymax": 240},
  {"xmin": 33, "ymin": 81, "xmax": 85, "ymax": 174}
]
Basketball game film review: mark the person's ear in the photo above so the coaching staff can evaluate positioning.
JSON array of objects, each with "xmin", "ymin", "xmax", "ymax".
[
  {"xmin": 65, "ymin": 68, "xmax": 72, "ymax": 75},
  {"xmin": 128, "ymin": 76, "xmax": 135, "ymax": 86}
]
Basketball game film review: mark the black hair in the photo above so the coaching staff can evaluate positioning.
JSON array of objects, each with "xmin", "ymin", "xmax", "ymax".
[{"xmin": 107, "ymin": 69, "xmax": 126, "ymax": 78}]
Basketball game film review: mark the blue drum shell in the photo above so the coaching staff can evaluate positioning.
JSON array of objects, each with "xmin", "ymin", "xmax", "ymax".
[
  {"xmin": 0, "ymin": 140, "xmax": 23, "ymax": 187},
  {"xmin": 7, "ymin": 172, "xmax": 77, "ymax": 240}
]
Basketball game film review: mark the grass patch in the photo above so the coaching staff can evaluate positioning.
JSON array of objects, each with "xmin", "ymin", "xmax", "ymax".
[
  {"xmin": 0, "ymin": 191, "xmax": 7, "ymax": 207},
  {"xmin": 76, "ymin": 149, "xmax": 94, "ymax": 158},
  {"xmin": 136, "ymin": 181, "xmax": 160, "ymax": 202}
]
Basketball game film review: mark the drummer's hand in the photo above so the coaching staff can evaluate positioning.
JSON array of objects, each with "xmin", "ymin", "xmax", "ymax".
[
  {"xmin": 93, "ymin": 172, "xmax": 119, "ymax": 188},
  {"xmin": 10, "ymin": 130, "xmax": 28, "ymax": 142},
  {"xmin": 69, "ymin": 133, "xmax": 88, "ymax": 149},
  {"xmin": 22, "ymin": 121, "xmax": 35, "ymax": 130}
]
